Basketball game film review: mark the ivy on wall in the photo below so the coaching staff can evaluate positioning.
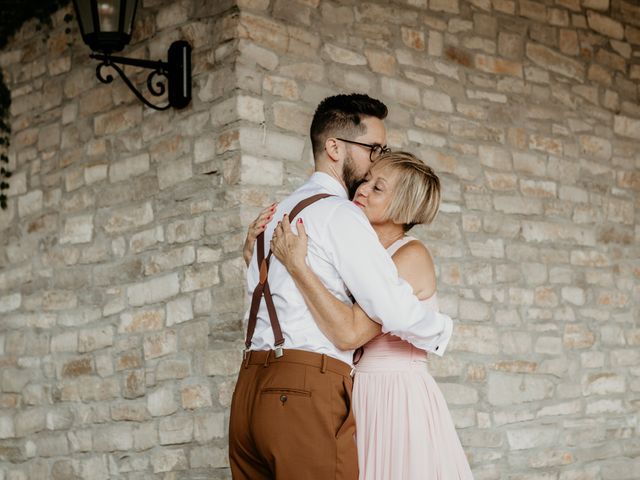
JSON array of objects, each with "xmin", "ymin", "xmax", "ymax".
[{"xmin": 0, "ymin": 0, "xmax": 72, "ymax": 209}]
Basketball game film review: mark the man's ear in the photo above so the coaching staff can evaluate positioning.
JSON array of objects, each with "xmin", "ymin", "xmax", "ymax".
[{"xmin": 324, "ymin": 137, "xmax": 341, "ymax": 162}]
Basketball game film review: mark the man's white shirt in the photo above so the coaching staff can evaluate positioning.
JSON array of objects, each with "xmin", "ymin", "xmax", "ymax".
[{"xmin": 245, "ymin": 172, "xmax": 453, "ymax": 366}]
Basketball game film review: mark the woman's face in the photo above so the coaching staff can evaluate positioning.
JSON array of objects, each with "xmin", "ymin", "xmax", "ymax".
[{"xmin": 353, "ymin": 165, "xmax": 397, "ymax": 224}]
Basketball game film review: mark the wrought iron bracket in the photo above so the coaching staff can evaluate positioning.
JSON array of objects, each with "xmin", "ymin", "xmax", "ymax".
[{"xmin": 89, "ymin": 40, "xmax": 191, "ymax": 111}]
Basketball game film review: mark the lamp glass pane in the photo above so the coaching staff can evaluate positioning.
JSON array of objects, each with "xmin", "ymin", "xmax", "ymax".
[
  {"xmin": 123, "ymin": 0, "xmax": 138, "ymax": 35},
  {"xmin": 74, "ymin": 0, "xmax": 96, "ymax": 35},
  {"xmin": 97, "ymin": 0, "xmax": 121, "ymax": 33}
]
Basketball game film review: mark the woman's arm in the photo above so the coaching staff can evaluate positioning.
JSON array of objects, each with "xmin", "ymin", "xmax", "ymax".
[
  {"xmin": 242, "ymin": 203, "xmax": 277, "ymax": 266},
  {"xmin": 271, "ymin": 216, "xmax": 437, "ymax": 350}
]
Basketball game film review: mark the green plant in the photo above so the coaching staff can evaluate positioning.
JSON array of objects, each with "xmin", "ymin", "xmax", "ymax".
[{"xmin": 0, "ymin": 0, "xmax": 72, "ymax": 209}]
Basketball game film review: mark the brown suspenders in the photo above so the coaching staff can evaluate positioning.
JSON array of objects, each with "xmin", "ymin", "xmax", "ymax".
[{"xmin": 244, "ymin": 193, "xmax": 333, "ymax": 358}]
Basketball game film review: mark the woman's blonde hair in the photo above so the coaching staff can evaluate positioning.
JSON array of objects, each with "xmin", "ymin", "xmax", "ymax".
[{"xmin": 373, "ymin": 151, "xmax": 441, "ymax": 232}]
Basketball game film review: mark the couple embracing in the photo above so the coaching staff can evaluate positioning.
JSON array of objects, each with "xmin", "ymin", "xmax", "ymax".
[{"xmin": 229, "ymin": 93, "xmax": 473, "ymax": 480}]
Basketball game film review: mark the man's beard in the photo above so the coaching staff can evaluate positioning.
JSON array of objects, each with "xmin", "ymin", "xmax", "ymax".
[{"xmin": 343, "ymin": 154, "xmax": 365, "ymax": 200}]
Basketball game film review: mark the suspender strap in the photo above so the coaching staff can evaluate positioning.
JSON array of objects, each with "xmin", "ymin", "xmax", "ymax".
[{"xmin": 244, "ymin": 193, "xmax": 333, "ymax": 353}]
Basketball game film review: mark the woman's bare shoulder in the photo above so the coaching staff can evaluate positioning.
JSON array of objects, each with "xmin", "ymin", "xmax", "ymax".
[{"xmin": 391, "ymin": 239, "xmax": 436, "ymax": 299}]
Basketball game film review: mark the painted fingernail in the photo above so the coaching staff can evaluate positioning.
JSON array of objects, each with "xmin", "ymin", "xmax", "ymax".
[{"xmin": 298, "ymin": 218, "xmax": 303, "ymax": 224}]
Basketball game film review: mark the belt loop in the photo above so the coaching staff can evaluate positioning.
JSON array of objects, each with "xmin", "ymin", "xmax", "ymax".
[
  {"xmin": 243, "ymin": 350, "xmax": 252, "ymax": 369},
  {"xmin": 320, "ymin": 354, "xmax": 327, "ymax": 374},
  {"xmin": 263, "ymin": 351, "xmax": 271, "ymax": 368}
]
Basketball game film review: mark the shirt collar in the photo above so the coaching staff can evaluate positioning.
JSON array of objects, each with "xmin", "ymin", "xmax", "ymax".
[{"xmin": 309, "ymin": 172, "xmax": 348, "ymax": 199}]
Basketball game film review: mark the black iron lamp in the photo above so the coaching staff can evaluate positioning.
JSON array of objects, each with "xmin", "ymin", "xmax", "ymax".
[{"xmin": 72, "ymin": 0, "xmax": 192, "ymax": 110}]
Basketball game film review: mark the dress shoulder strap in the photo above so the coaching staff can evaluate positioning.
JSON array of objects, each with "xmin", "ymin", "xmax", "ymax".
[{"xmin": 386, "ymin": 235, "xmax": 418, "ymax": 256}]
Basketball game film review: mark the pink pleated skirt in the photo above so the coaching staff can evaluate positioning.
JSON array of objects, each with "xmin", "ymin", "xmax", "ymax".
[{"xmin": 353, "ymin": 333, "xmax": 474, "ymax": 480}]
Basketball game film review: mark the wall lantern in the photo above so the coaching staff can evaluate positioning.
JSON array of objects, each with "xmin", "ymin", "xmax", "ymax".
[{"xmin": 72, "ymin": 0, "xmax": 192, "ymax": 110}]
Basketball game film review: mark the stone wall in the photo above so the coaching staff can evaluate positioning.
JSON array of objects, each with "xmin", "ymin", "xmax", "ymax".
[{"xmin": 0, "ymin": 0, "xmax": 639, "ymax": 478}]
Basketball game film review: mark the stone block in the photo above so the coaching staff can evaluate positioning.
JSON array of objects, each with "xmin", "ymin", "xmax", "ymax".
[
  {"xmin": 526, "ymin": 42, "xmax": 585, "ymax": 81},
  {"xmin": 273, "ymin": 101, "xmax": 311, "ymax": 135},
  {"xmin": 0, "ymin": 415, "xmax": 15, "ymax": 439},
  {"xmin": 239, "ymin": 41, "xmax": 279, "ymax": 70},
  {"xmin": 381, "ymin": 77, "xmax": 421, "ymax": 106},
  {"xmin": 84, "ymin": 164, "xmax": 108, "ymax": 185},
  {"xmin": 236, "ymin": 95, "xmax": 265, "ymax": 123},
  {"xmin": 449, "ymin": 325, "xmax": 499, "ymax": 355},
  {"xmin": 614, "ymin": 115, "xmax": 640, "ymax": 138},
  {"xmin": 520, "ymin": 0, "xmax": 547, "ymax": 21},
  {"xmin": 181, "ymin": 264, "xmax": 220, "ymax": 292},
  {"xmin": 587, "ymin": 10, "xmax": 624, "ymax": 39},
  {"xmin": 487, "ymin": 373, "xmax": 554, "ymax": 405},
  {"xmin": 35, "ymin": 433, "xmax": 69, "ymax": 457},
  {"xmin": 17, "ymin": 190, "xmax": 43, "ymax": 217},
  {"xmin": 0, "ymin": 293, "xmax": 21, "ymax": 313},
  {"xmin": 156, "ymin": 358, "xmax": 191, "ymax": 381},
  {"xmin": 94, "ymin": 106, "xmax": 142, "ymax": 135},
  {"xmin": 422, "ymin": 89, "xmax": 453, "ymax": 112},
  {"xmin": 110, "ymin": 402, "xmax": 150, "ymax": 422},
  {"xmin": 475, "ymin": 54, "xmax": 523, "ymax": 77},
  {"xmin": 119, "ymin": 309, "xmax": 165, "ymax": 333},
  {"xmin": 15, "ymin": 408, "xmax": 46, "ymax": 437},
  {"xmin": 520, "ymin": 180, "xmax": 556, "ymax": 198},
  {"xmin": 145, "ymin": 246, "xmax": 196, "ymax": 276},
  {"xmin": 181, "ymin": 384, "xmax": 213, "ymax": 410},
  {"xmin": 122, "ymin": 369, "xmax": 146, "ymax": 399},
  {"xmin": 133, "ymin": 422, "xmax": 157, "ymax": 451},
  {"xmin": 78, "ymin": 326, "xmax": 113, "ymax": 353},
  {"xmin": 147, "ymin": 384, "xmax": 178, "ymax": 417},
  {"xmin": 238, "ymin": 12, "xmax": 288, "ymax": 53},
  {"xmin": 582, "ymin": 372, "xmax": 626, "ymax": 395},
  {"xmin": 103, "ymin": 203, "xmax": 154, "ymax": 234},
  {"xmin": 159, "ymin": 415, "xmax": 194, "ymax": 445},
  {"xmin": 158, "ymin": 156, "xmax": 193, "ymax": 190},
  {"xmin": 166, "ymin": 297, "xmax": 194, "ymax": 326},
  {"xmin": 166, "ymin": 217, "xmax": 204, "ymax": 244},
  {"xmin": 109, "ymin": 154, "xmax": 150, "ymax": 183},
  {"xmin": 151, "ymin": 447, "xmax": 188, "ymax": 473},
  {"xmin": 204, "ymin": 349, "xmax": 243, "ymax": 376},
  {"xmin": 507, "ymin": 426, "xmax": 558, "ymax": 450},
  {"xmin": 93, "ymin": 424, "xmax": 133, "ymax": 452},
  {"xmin": 60, "ymin": 214, "xmax": 94, "ymax": 244},
  {"xmin": 493, "ymin": 196, "xmax": 542, "ymax": 215},
  {"xmin": 430, "ymin": 0, "xmax": 459, "ymax": 13},
  {"xmin": 127, "ymin": 273, "xmax": 180, "ymax": 307},
  {"xmin": 143, "ymin": 330, "xmax": 178, "ymax": 360},
  {"xmin": 401, "ymin": 27, "xmax": 425, "ymax": 50}
]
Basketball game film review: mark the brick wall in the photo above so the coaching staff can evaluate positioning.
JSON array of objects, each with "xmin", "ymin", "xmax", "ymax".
[{"xmin": 0, "ymin": 0, "xmax": 639, "ymax": 478}]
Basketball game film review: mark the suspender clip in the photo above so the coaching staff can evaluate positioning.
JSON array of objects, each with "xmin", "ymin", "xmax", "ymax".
[{"xmin": 274, "ymin": 346, "xmax": 284, "ymax": 358}]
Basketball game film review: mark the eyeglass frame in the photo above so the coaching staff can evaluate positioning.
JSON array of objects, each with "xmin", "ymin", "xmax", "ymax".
[{"xmin": 335, "ymin": 138, "xmax": 391, "ymax": 161}]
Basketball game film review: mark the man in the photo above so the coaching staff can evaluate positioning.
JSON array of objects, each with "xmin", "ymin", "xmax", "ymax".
[{"xmin": 229, "ymin": 94, "xmax": 452, "ymax": 479}]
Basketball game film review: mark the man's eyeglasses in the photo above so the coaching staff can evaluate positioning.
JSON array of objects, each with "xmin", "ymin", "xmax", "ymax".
[{"xmin": 336, "ymin": 138, "xmax": 391, "ymax": 161}]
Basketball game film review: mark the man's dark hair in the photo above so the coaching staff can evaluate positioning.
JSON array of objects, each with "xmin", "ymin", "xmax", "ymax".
[{"xmin": 310, "ymin": 93, "xmax": 388, "ymax": 159}]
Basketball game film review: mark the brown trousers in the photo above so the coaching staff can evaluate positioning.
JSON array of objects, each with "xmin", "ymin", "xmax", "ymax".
[{"xmin": 229, "ymin": 349, "xmax": 358, "ymax": 480}]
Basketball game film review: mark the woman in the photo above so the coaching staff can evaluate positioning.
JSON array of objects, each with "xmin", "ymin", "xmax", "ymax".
[{"xmin": 244, "ymin": 152, "xmax": 473, "ymax": 479}]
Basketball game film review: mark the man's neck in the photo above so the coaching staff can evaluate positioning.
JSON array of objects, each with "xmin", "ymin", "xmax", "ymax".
[{"xmin": 315, "ymin": 164, "xmax": 348, "ymax": 194}]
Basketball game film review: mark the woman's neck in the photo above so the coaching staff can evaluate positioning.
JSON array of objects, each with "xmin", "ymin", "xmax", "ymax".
[{"xmin": 372, "ymin": 222, "xmax": 405, "ymax": 249}]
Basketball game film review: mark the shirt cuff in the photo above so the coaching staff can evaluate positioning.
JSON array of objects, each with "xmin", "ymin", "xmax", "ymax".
[{"xmin": 419, "ymin": 312, "xmax": 454, "ymax": 357}]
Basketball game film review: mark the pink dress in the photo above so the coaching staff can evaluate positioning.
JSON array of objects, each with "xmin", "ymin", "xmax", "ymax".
[{"xmin": 353, "ymin": 236, "xmax": 474, "ymax": 480}]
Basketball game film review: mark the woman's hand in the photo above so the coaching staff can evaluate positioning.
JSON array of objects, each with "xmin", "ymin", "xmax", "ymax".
[
  {"xmin": 271, "ymin": 214, "xmax": 308, "ymax": 275},
  {"xmin": 243, "ymin": 203, "xmax": 277, "ymax": 266}
]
